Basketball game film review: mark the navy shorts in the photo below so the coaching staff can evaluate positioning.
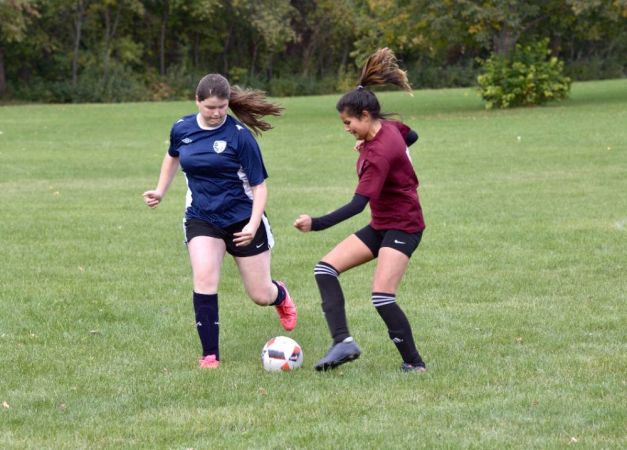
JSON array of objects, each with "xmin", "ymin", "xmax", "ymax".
[
  {"xmin": 354, "ymin": 225, "xmax": 423, "ymax": 258},
  {"xmin": 184, "ymin": 217, "xmax": 274, "ymax": 257}
]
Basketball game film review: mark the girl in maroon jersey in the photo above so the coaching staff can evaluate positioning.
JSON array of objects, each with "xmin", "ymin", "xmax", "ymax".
[{"xmin": 294, "ymin": 48, "xmax": 427, "ymax": 372}]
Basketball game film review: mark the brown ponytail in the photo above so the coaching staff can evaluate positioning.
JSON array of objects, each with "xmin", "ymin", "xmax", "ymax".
[
  {"xmin": 229, "ymin": 87, "xmax": 284, "ymax": 136},
  {"xmin": 337, "ymin": 48, "xmax": 412, "ymax": 118},
  {"xmin": 358, "ymin": 47, "xmax": 412, "ymax": 92}
]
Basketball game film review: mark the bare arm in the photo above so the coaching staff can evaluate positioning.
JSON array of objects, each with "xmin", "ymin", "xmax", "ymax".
[
  {"xmin": 142, "ymin": 152, "xmax": 179, "ymax": 208},
  {"xmin": 233, "ymin": 181, "xmax": 267, "ymax": 246}
]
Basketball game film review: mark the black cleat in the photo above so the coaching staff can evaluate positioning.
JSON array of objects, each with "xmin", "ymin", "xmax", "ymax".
[
  {"xmin": 400, "ymin": 362, "xmax": 427, "ymax": 373},
  {"xmin": 314, "ymin": 340, "xmax": 361, "ymax": 371}
]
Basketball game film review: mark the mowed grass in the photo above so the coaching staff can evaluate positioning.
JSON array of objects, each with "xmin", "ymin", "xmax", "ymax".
[{"xmin": 0, "ymin": 79, "xmax": 625, "ymax": 449}]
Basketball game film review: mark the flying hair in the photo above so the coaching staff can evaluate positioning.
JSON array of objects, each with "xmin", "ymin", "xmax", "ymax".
[
  {"xmin": 337, "ymin": 48, "xmax": 412, "ymax": 118},
  {"xmin": 358, "ymin": 47, "xmax": 412, "ymax": 92},
  {"xmin": 229, "ymin": 87, "xmax": 284, "ymax": 136}
]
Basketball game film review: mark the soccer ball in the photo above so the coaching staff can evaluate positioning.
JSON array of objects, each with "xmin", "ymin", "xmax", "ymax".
[{"xmin": 261, "ymin": 336, "xmax": 303, "ymax": 372}]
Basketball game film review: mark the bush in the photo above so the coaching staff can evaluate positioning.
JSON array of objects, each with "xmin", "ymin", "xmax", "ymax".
[
  {"xmin": 477, "ymin": 39, "xmax": 571, "ymax": 109},
  {"xmin": 11, "ymin": 65, "xmax": 150, "ymax": 103}
]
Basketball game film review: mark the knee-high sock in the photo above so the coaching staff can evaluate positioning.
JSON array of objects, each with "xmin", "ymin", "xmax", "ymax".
[
  {"xmin": 314, "ymin": 261, "xmax": 350, "ymax": 343},
  {"xmin": 193, "ymin": 292, "xmax": 219, "ymax": 359},
  {"xmin": 372, "ymin": 292, "xmax": 424, "ymax": 365}
]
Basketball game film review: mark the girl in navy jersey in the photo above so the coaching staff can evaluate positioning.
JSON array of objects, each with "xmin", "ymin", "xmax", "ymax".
[
  {"xmin": 294, "ymin": 48, "xmax": 426, "ymax": 372},
  {"xmin": 144, "ymin": 74, "xmax": 296, "ymax": 369}
]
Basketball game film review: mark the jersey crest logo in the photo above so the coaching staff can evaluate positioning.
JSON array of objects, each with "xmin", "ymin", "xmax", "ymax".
[
  {"xmin": 181, "ymin": 138, "xmax": 192, "ymax": 144},
  {"xmin": 213, "ymin": 140, "xmax": 227, "ymax": 153}
]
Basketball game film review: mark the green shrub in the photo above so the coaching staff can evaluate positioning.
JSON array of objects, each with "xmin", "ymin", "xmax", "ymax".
[
  {"xmin": 11, "ymin": 65, "xmax": 150, "ymax": 103},
  {"xmin": 477, "ymin": 39, "xmax": 571, "ymax": 109}
]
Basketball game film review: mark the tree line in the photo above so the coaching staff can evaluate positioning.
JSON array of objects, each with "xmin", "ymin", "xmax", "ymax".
[{"xmin": 1, "ymin": 0, "xmax": 625, "ymax": 102}]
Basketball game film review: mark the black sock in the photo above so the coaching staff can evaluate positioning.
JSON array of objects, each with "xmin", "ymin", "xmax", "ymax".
[
  {"xmin": 193, "ymin": 292, "xmax": 219, "ymax": 359},
  {"xmin": 372, "ymin": 292, "xmax": 424, "ymax": 366},
  {"xmin": 314, "ymin": 261, "xmax": 350, "ymax": 343},
  {"xmin": 270, "ymin": 280, "xmax": 286, "ymax": 306}
]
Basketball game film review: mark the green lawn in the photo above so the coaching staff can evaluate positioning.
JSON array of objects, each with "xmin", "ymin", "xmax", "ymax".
[{"xmin": 1, "ymin": 79, "xmax": 625, "ymax": 449}]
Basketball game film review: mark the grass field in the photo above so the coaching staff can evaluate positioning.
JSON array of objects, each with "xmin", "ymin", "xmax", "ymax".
[{"xmin": 1, "ymin": 79, "xmax": 625, "ymax": 449}]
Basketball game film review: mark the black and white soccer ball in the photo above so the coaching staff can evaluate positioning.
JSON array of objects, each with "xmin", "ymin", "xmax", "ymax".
[{"xmin": 261, "ymin": 336, "xmax": 303, "ymax": 372}]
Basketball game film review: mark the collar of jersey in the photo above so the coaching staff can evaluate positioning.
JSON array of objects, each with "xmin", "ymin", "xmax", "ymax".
[{"xmin": 196, "ymin": 114, "xmax": 227, "ymax": 131}]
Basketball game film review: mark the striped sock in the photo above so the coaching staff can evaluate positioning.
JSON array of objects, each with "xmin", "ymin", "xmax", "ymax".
[
  {"xmin": 314, "ymin": 261, "xmax": 350, "ymax": 343},
  {"xmin": 372, "ymin": 292, "xmax": 424, "ymax": 366}
]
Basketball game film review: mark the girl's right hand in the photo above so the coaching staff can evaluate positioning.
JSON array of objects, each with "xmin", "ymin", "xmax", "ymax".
[
  {"xmin": 293, "ymin": 214, "xmax": 312, "ymax": 232},
  {"xmin": 142, "ymin": 190, "xmax": 163, "ymax": 208}
]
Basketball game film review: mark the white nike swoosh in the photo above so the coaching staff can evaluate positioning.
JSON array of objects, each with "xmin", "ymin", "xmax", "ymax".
[
  {"xmin": 256, "ymin": 242, "xmax": 265, "ymax": 248},
  {"xmin": 394, "ymin": 240, "xmax": 406, "ymax": 244}
]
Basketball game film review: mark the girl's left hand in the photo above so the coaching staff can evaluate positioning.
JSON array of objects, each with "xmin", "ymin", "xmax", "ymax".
[{"xmin": 233, "ymin": 223, "xmax": 257, "ymax": 247}]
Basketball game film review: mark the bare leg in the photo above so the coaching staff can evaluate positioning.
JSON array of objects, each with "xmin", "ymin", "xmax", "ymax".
[
  {"xmin": 322, "ymin": 234, "xmax": 374, "ymax": 273},
  {"xmin": 235, "ymin": 251, "xmax": 297, "ymax": 331},
  {"xmin": 234, "ymin": 250, "xmax": 277, "ymax": 305},
  {"xmin": 187, "ymin": 236, "xmax": 226, "ymax": 294},
  {"xmin": 372, "ymin": 247, "xmax": 410, "ymax": 292}
]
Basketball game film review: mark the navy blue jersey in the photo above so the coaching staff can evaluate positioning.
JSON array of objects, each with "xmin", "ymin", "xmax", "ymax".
[{"xmin": 168, "ymin": 114, "xmax": 268, "ymax": 228}]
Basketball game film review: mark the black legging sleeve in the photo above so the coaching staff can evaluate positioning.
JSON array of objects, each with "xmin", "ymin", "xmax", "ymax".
[
  {"xmin": 311, "ymin": 194, "xmax": 369, "ymax": 231},
  {"xmin": 406, "ymin": 130, "xmax": 418, "ymax": 147}
]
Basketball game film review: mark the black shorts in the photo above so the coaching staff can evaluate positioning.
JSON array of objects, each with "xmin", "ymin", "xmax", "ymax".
[
  {"xmin": 354, "ymin": 225, "xmax": 423, "ymax": 258},
  {"xmin": 184, "ymin": 217, "xmax": 273, "ymax": 257}
]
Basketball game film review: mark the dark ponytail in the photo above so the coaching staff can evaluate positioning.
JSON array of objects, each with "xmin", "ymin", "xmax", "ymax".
[
  {"xmin": 336, "ymin": 48, "xmax": 412, "ymax": 118},
  {"xmin": 196, "ymin": 74, "xmax": 283, "ymax": 135}
]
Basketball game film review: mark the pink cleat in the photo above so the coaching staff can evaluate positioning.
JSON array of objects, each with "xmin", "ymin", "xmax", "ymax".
[
  {"xmin": 275, "ymin": 281, "xmax": 297, "ymax": 331},
  {"xmin": 199, "ymin": 354, "xmax": 220, "ymax": 369}
]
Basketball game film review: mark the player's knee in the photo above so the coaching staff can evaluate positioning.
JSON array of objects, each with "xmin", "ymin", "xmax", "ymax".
[
  {"xmin": 193, "ymin": 275, "xmax": 218, "ymax": 294},
  {"xmin": 246, "ymin": 285, "xmax": 274, "ymax": 306},
  {"xmin": 314, "ymin": 261, "xmax": 339, "ymax": 280}
]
